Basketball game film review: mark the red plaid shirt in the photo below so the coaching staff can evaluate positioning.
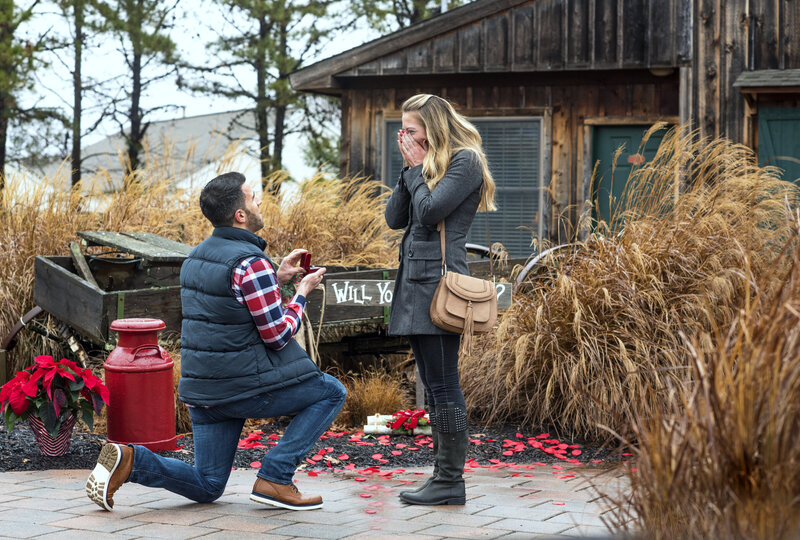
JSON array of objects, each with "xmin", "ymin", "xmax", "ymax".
[{"xmin": 231, "ymin": 256, "xmax": 305, "ymax": 350}]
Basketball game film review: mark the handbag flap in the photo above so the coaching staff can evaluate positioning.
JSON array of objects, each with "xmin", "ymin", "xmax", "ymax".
[
  {"xmin": 444, "ymin": 294, "xmax": 494, "ymax": 323},
  {"xmin": 443, "ymin": 272, "xmax": 496, "ymax": 302}
]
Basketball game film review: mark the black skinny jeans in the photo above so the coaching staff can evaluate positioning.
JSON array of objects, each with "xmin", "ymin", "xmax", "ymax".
[{"xmin": 408, "ymin": 334, "xmax": 466, "ymax": 409}]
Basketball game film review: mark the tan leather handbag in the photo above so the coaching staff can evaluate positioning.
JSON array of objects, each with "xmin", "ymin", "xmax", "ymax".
[{"xmin": 429, "ymin": 222, "xmax": 497, "ymax": 355}]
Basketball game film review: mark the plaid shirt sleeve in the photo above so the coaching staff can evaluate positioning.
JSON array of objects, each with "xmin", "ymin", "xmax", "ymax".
[{"xmin": 231, "ymin": 256, "xmax": 306, "ymax": 350}]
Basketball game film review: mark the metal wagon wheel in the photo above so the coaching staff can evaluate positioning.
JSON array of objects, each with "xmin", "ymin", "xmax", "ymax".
[
  {"xmin": 512, "ymin": 243, "xmax": 575, "ymax": 294},
  {"xmin": 2, "ymin": 306, "xmax": 91, "ymax": 368}
]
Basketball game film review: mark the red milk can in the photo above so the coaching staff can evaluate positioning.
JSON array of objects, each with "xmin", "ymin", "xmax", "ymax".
[{"xmin": 104, "ymin": 318, "xmax": 178, "ymax": 451}]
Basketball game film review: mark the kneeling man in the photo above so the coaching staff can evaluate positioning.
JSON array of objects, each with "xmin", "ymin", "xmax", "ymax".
[{"xmin": 86, "ymin": 172, "xmax": 346, "ymax": 511}]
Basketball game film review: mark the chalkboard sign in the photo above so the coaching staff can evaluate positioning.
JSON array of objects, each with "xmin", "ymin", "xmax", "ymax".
[{"xmin": 324, "ymin": 279, "xmax": 512, "ymax": 310}]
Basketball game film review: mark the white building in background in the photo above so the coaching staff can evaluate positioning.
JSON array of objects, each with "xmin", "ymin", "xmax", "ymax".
[{"xmin": 34, "ymin": 108, "xmax": 313, "ymax": 199}]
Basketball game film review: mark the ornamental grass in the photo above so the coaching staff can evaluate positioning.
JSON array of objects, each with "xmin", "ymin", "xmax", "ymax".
[
  {"xmin": 603, "ymin": 218, "xmax": 800, "ymax": 539},
  {"xmin": 460, "ymin": 127, "xmax": 800, "ymax": 440},
  {"xmin": 0, "ymin": 142, "xmax": 399, "ymax": 378},
  {"xmin": 335, "ymin": 365, "xmax": 412, "ymax": 428}
]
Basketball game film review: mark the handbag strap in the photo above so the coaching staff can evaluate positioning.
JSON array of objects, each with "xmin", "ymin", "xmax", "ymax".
[
  {"xmin": 437, "ymin": 221, "xmax": 447, "ymax": 275},
  {"xmin": 486, "ymin": 214, "xmax": 495, "ymax": 281},
  {"xmin": 439, "ymin": 220, "xmax": 496, "ymax": 279}
]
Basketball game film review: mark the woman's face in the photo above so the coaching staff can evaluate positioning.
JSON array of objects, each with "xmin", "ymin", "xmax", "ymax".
[{"xmin": 401, "ymin": 112, "xmax": 429, "ymax": 151}]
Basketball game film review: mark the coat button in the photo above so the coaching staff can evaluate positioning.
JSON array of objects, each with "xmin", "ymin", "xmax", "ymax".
[{"xmin": 408, "ymin": 249, "xmax": 414, "ymax": 257}]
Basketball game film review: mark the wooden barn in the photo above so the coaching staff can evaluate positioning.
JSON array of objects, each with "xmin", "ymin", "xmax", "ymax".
[{"xmin": 290, "ymin": 0, "xmax": 800, "ymax": 255}]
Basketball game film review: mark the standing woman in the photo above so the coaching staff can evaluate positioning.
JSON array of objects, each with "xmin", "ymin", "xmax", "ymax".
[{"xmin": 385, "ymin": 94, "xmax": 496, "ymax": 505}]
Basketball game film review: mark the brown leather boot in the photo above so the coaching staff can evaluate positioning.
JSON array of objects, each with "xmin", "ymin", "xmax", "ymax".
[
  {"xmin": 250, "ymin": 477, "xmax": 323, "ymax": 510},
  {"xmin": 85, "ymin": 443, "xmax": 133, "ymax": 510}
]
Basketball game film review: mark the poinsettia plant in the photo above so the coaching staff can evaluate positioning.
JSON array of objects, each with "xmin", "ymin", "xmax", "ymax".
[
  {"xmin": 387, "ymin": 408, "xmax": 429, "ymax": 433},
  {"xmin": 0, "ymin": 355, "xmax": 110, "ymax": 438}
]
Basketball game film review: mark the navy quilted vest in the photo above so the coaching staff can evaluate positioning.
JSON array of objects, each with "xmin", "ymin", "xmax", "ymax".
[{"xmin": 178, "ymin": 227, "xmax": 319, "ymax": 406}]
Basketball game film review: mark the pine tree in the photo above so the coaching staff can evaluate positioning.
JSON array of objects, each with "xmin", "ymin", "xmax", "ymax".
[
  {"xmin": 0, "ymin": 0, "xmax": 47, "ymax": 192},
  {"xmin": 182, "ymin": 0, "xmax": 340, "ymax": 194},
  {"xmin": 93, "ymin": 0, "xmax": 179, "ymax": 175},
  {"xmin": 354, "ymin": 0, "xmax": 464, "ymax": 32}
]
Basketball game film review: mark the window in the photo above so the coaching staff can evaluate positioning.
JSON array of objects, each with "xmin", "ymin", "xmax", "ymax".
[{"xmin": 384, "ymin": 118, "xmax": 542, "ymax": 257}]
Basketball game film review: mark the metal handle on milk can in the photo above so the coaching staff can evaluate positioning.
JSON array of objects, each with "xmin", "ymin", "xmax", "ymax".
[{"xmin": 129, "ymin": 344, "xmax": 161, "ymax": 362}]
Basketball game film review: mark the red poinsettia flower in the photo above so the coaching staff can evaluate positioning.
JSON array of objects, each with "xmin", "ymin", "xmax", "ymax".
[
  {"xmin": 1, "ymin": 355, "xmax": 110, "ymax": 438},
  {"xmin": 0, "ymin": 370, "xmax": 32, "ymax": 416}
]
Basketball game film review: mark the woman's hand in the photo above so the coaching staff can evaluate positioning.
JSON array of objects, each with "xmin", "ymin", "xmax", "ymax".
[
  {"xmin": 397, "ymin": 129, "xmax": 427, "ymax": 167},
  {"xmin": 276, "ymin": 249, "xmax": 307, "ymax": 286}
]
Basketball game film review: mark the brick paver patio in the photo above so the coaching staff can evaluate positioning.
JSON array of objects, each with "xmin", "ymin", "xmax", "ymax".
[{"xmin": 0, "ymin": 465, "xmax": 627, "ymax": 539}]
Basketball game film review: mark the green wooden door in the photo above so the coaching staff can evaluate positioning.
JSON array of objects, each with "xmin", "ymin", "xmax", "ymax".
[
  {"xmin": 758, "ymin": 107, "xmax": 800, "ymax": 185},
  {"xmin": 591, "ymin": 125, "xmax": 665, "ymax": 229}
]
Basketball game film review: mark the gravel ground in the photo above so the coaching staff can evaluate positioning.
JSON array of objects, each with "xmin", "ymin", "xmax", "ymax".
[{"xmin": 0, "ymin": 418, "xmax": 616, "ymax": 473}]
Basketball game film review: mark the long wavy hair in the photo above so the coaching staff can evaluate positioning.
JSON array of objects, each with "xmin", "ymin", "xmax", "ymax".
[{"xmin": 402, "ymin": 94, "xmax": 497, "ymax": 212}]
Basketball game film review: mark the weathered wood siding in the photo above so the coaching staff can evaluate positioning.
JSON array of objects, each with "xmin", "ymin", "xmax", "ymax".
[
  {"xmin": 693, "ymin": 0, "xmax": 800, "ymax": 140},
  {"xmin": 321, "ymin": 0, "xmax": 800, "ymax": 242},
  {"xmin": 338, "ymin": 0, "xmax": 690, "ymax": 79},
  {"xmin": 340, "ymin": 74, "xmax": 679, "ymax": 241}
]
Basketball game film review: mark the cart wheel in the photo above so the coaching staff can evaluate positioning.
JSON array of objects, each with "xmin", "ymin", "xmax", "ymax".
[
  {"xmin": 1, "ymin": 306, "xmax": 45, "ymax": 352},
  {"xmin": 513, "ymin": 244, "xmax": 574, "ymax": 293},
  {"xmin": 1, "ymin": 307, "xmax": 91, "ymax": 369},
  {"xmin": 465, "ymin": 243, "xmax": 506, "ymax": 261}
]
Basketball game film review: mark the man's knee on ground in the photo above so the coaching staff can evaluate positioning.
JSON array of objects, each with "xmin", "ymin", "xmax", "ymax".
[{"xmin": 193, "ymin": 481, "xmax": 227, "ymax": 503}]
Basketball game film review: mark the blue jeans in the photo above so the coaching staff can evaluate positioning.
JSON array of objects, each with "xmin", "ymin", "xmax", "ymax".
[{"xmin": 127, "ymin": 372, "xmax": 346, "ymax": 503}]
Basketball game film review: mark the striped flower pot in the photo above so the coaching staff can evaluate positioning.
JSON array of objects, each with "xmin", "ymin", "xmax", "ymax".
[{"xmin": 28, "ymin": 414, "xmax": 76, "ymax": 456}]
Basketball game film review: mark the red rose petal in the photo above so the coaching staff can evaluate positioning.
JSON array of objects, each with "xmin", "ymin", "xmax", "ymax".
[
  {"xmin": 354, "ymin": 477, "xmax": 367, "ymax": 482},
  {"xmin": 371, "ymin": 453, "xmax": 383, "ymax": 459},
  {"xmin": 338, "ymin": 454, "xmax": 349, "ymax": 460},
  {"xmin": 553, "ymin": 501, "xmax": 565, "ymax": 505},
  {"xmin": 391, "ymin": 450, "xmax": 402, "ymax": 456},
  {"xmin": 250, "ymin": 461, "xmax": 262, "ymax": 468},
  {"xmin": 311, "ymin": 455, "xmax": 324, "ymax": 461},
  {"xmin": 502, "ymin": 451, "xmax": 514, "ymax": 456},
  {"xmin": 365, "ymin": 508, "xmax": 377, "ymax": 514},
  {"xmin": 307, "ymin": 471, "xmax": 318, "ymax": 477},
  {"xmin": 360, "ymin": 493, "xmax": 372, "ymax": 498}
]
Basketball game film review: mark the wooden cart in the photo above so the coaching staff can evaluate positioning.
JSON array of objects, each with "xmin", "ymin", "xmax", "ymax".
[{"xmin": 17, "ymin": 231, "xmax": 522, "ymax": 358}]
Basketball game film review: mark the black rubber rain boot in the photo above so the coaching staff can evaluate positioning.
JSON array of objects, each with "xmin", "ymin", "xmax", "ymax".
[
  {"xmin": 399, "ymin": 419, "xmax": 438, "ymax": 496},
  {"xmin": 399, "ymin": 402, "xmax": 468, "ymax": 505}
]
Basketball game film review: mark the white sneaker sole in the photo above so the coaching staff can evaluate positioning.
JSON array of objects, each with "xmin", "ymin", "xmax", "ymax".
[
  {"xmin": 250, "ymin": 491, "xmax": 323, "ymax": 510},
  {"xmin": 85, "ymin": 443, "xmax": 122, "ymax": 511}
]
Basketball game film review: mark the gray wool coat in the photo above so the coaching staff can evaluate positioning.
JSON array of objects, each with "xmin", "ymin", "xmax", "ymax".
[{"xmin": 385, "ymin": 150, "xmax": 484, "ymax": 335}]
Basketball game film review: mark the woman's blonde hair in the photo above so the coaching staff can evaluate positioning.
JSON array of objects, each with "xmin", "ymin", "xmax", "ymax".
[{"xmin": 402, "ymin": 94, "xmax": 497, "ymax": 212}]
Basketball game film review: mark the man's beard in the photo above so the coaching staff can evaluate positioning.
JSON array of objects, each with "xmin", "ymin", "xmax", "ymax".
[{"xmin": 244, "ymin": 208, "xmax": 264, "ymax": 232}]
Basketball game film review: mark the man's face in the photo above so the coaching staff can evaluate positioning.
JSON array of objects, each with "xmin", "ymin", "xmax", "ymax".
[{"xmin": 241, "ymin": 183, "xmax": 264, "ymax": 232}]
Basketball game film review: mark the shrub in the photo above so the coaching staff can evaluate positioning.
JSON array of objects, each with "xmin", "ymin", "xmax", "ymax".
[
  {"xmin": 604, "ymin": 230, "xmax": 800, "ymax": 539},
  {"xmin": 460, "ymin": 128, "xmax": 799, "ymax": 439}
]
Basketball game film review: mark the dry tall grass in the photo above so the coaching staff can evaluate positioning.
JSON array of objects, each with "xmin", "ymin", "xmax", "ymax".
[
  {"xmin": 605, "ymin": 220, "xmax": 800, "ymax": 539},
  {"xmin": 0, "ymin": 145, "xmax": 399, "ymax": 376},
  {"xmin": 460, "ymin": 128, "xmax": 799, "ymax": 439},
  {"xmin": 335, "ymin": 365, "xmax": 412, "ymax": 428}
]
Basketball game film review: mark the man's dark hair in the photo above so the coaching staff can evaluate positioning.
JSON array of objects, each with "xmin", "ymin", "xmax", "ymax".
[{"xmin": 199, "ymin": 172, "xmax": 247, "ymax": 227}]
